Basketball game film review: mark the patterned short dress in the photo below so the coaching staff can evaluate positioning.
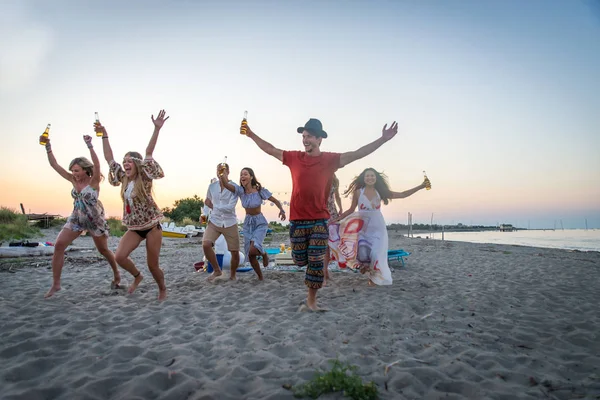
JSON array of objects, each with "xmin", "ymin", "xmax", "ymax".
[
  {"xmin": 64, "ymin": 185, "xmax": 109, "ymax": 237},
  {"xmin": 109, "ymin": 158, "xmax": 164, "ymax": 230}
]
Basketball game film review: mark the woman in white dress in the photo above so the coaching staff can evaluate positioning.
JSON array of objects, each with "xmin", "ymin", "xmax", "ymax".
[{"xmin": 333, "ymin": 168, "xmax": 428, "ymax": 286}]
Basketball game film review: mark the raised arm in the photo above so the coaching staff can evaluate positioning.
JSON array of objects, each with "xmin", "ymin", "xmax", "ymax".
[
  {"xmin": 218, "ymin": 171, "xmax": 236, "ymax": 193},
  {"xmin": 41, "ymin": 137, "xmax": 72, "ymax": 182},
  {"xmin": 267, "ymin": 196, "xmax": 286, "ymax": 221},
  {"xmin": 83, "ymin": 135, "xmax": 101, "ymax": 187},
  {"xmin": 391, "ymin": 182, "xmax": 426, "ymax": 199},
  {"xmin": 147, "ymin": 109, "xmax": 169, "ymax": 158},
  {"xmin": 334, "ymin": 190, "xmax": 359, "ymax": 221},
  {"xmin": 339, "ymin": 122, "xmax": 398, "ymax": 168},
  {"xmin": 245, "ymin": 123, "xmax": 284, "ymax": 162},
  {"xmin": 96, "ymin": 123, "xmax": 115, "ymax": 164}
]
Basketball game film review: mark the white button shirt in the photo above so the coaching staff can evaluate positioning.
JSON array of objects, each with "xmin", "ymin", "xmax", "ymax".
[{"xmin": 206, "ymin": 180, "xmax": 239, "ymax": 228}]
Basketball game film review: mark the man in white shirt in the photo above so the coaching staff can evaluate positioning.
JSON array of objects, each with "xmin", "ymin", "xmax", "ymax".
[{"xmin": 203, "ymin": 163, "xmax": 240, "ymax": 280}]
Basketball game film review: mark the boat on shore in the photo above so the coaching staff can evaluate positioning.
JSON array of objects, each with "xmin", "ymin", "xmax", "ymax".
[{"xmin": 161, "ymin": 222, "xmax": 204, "ymax": 238}]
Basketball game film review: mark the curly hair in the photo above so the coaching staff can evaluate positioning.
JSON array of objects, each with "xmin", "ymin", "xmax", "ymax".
[{"xmin": 343, "ymin": 168, "xmax": 393, "ymax": 205}]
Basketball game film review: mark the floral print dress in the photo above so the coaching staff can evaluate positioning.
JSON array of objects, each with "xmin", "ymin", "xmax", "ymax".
[
  {"xmin": 64, "ymin": 185, "xmax": 109, "ymax": 237},
  {"xmin": 109, "ymin": 158, "xmax": 165, "ymax": 230}
]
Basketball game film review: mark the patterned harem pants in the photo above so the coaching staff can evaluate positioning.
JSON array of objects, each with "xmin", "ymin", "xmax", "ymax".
[{"xmin": 289, "ymin": 219, "xmax": 328, "ymax": 289}]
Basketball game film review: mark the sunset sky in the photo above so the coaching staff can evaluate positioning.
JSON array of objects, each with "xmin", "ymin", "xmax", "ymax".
[{"xmin": 1, "ymin": 0, "xmax": 599, "ymax": 229}]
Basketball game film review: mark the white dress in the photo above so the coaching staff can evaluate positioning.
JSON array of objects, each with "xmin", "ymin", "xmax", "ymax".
[{"xmin": 328, "ymin": 188, "xmax": 392, "ymax": 285}]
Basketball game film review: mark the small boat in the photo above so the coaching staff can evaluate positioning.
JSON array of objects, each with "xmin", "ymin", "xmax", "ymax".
[
  {"xmin": 162, "ymin": 230, "xmax": 188, "ymax": 238},
  {"xmin": 161, "ymin": 222, "xmax": 204, "ymax": 238}
]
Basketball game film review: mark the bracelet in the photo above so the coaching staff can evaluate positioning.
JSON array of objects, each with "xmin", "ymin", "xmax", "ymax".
[
  {"xmin": 102, "ymin": 137, "xmax": 109, "ymax": 140},
  {"xmin": 87, "ymin": 145, "xmax": 93, "ymax": 149},
  {"xmin": 47, "ymin": 150, "xmax": 52, "ymax": 154}
]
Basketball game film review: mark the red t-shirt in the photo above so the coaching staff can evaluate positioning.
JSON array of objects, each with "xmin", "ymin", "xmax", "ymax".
[{"xmin": 283, "ymin": 150, "xmax": 341, "ymax": 221}]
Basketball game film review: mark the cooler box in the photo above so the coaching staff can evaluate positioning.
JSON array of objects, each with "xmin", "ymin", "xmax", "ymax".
[{"xmin": 206, "ymin": 254, "xmax": 224, "ymax": 273}]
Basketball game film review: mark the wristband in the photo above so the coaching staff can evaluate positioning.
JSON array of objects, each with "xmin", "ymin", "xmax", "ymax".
[{"xmin": 102, "ymin": 137, "xmax": 109, "ymax": 139}]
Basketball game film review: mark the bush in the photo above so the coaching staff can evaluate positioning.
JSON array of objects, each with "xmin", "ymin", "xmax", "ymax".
[
  {"xmin": 0, "ymin": 207, "xmax": 40, "ymax": 241},
  {"xmin": 269, "ymin": 222, "xmax": 289, "ymax": 233},
  {"xmin": 292, "ymin": 359, "xmax": 378, "ymax": 399},
  {"xmin": 107, "ymin": 217, "xmax": 127, "ymax": 237},
  {"xmin": 162, "ymin": 195, "xmax": 204, "ymax": 223},
  {"xmin": 181, "ymin": 217, "xmax": 195, "ymax": 226},
  {"xmin": 0, "ymin": 207, "xmax": 19, "ymax": 224}
]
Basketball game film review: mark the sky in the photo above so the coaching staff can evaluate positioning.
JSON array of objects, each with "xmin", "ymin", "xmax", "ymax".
[{"xmin": 1, "ymin": 0, "xmax": 599, "ymax": 229}]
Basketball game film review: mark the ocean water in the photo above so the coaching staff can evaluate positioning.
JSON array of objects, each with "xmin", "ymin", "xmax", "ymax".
[{"xmin": 431, "ymin": 229, "xmax": 600, "ymax": 252}]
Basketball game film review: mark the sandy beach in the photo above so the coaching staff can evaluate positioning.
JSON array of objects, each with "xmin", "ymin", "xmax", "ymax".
[{"xmin": 1, "ymin": 229, "xmax": 599, "ymax": 399}]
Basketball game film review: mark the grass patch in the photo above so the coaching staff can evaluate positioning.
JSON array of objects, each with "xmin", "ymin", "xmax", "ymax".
[
  {"xmin": 292, "ymin": 359, "xmax": 378, "ymax": 399},
  {"xmin": 107, "ymin": 217, "xmax": 127, "ymax": 237},
  {"xmin": 181, "ymin": 217, "xmax": 196, "ymax": 226},
  {"xmin": 0, "ymin": 207, "xmax": 19, "ymax": 224},
  {"xmin": 0, "ymin": 207, "xmax": 40, "ymax": 242}
]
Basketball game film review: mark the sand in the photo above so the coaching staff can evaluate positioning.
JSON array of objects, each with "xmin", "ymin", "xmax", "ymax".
[{"xmin": 1, "ymin": 229, "xmax": 599, "ymax": 399}]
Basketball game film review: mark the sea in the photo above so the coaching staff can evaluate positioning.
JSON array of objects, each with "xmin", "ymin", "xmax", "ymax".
[{"xmin": 428, "ymin": 229, "xmax": 600, "ymax": 252}]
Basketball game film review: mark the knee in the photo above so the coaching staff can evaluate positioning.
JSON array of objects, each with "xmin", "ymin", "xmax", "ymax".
[
  {"xmin": 96, "ymin": 244, "xmax": 110, "ymax": 255},
  {"xmin": 202, "ymin": 242, "xmax": 213, "ymax": 253},
  {"xmin": 147, "ymin": 262, "xmax": 161, "ymax": 271},
  {"xmin": 54, "ymin": 240, "xmax": 69, "ymax": 252},
  {"xmin": 115, "ymin": 252, "xmax": 128, "ymax": 266}
]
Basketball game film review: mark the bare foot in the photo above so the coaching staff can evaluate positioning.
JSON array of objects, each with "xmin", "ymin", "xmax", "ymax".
[
  {"xmin": 367, "ymin": 280, "xmax": 377, "ymax": 287},
  {"xmin": 207, "ymin": 270, "xmax": 223, "ymax": 282},
  {"xmin": 111, "ymin": 273, "xmax": 122, "ymax": 289},
  {"xmin": 158, "ymin": 289, "xmax": 167, "ymax": 301},
  {"xmin": 262, "ymin": 252, "xmax": 269, "ymax": 268},
  {"xmin": 45, "ymin": 285, "xmax": 61, "ymax": 298},
  {"xmin": 298, "ymin": 301, "xmax": 328, "ymax": 312},
  {"xmin": 128, "ymin": 273, "xmax": 143, "ymax": 294}
]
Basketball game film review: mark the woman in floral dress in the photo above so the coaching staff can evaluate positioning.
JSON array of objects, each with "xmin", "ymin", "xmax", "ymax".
[
  {"xmin": 99, "ymin": 110, "xmax": 169, "ymax": 300},
  {"xmin": 41, "ymin": 134, "xmax": 119, "ymax": 298}
]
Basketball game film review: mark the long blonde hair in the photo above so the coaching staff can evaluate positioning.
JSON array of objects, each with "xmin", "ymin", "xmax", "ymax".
[{"xmin": 117, "ymin": 152, "xmax": 149, "ymax": 201}]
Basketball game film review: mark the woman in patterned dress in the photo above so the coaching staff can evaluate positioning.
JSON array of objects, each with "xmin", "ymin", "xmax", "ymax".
[
  {"xmin": 41, "ymin": 134, "xmax": 119, "ymax": 298},
  {"xmin": 99, "ymin": 110, "xmax": 169, "ymax": 300},
  {"xmin": 334, "ymin": 168, "xmax": 427, "ymax": 286}
]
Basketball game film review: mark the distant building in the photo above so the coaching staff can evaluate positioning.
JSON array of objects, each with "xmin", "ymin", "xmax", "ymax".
[{"xmin": 499, "ymin": 224, "xmax": 515, "ymax": 232}]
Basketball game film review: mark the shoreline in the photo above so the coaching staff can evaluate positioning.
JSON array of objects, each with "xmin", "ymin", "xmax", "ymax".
[{"xmin": 1, "ymin": 229, "xmax": 599, "ymax": 399}]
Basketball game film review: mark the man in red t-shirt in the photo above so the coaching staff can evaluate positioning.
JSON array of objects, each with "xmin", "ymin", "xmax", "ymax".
[{"xmin": 245, "ymin": 118, "xmax": 398, "ymax": 311}]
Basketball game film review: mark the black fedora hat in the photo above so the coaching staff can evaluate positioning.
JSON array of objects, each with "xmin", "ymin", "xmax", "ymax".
[{"xmin": 297, "ymin": 118, "xmax": 327, "ymax": 138}]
